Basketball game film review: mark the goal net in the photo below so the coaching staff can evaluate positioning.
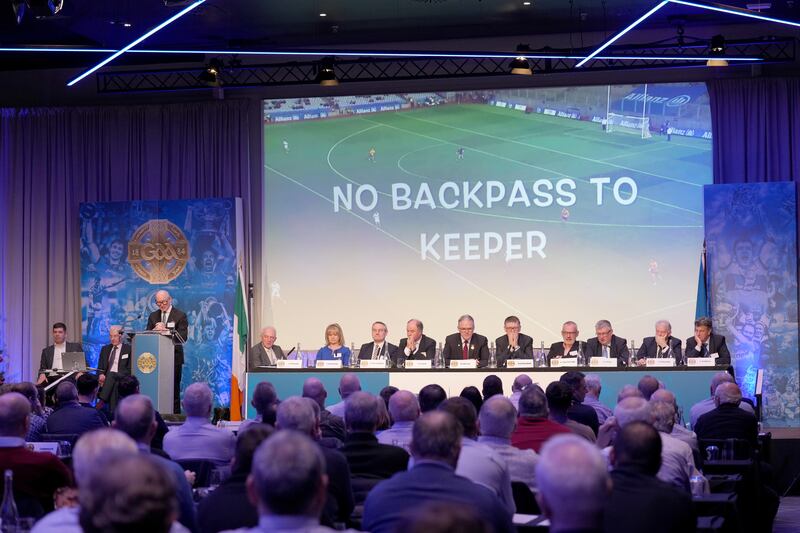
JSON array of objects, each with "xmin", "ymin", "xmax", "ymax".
[{"xmin": 606, "ymin": 113, "xmax": 652, "ymax": 139}]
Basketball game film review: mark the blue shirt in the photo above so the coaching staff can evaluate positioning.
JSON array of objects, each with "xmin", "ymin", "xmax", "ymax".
[
  {"xmin": 455, "ymin": 438, "xmax": 516, "ymax": 515},
  {"xmin": 376, "ymin": 421, "xmax": 414, "ymax": 452},
  {"xmin": 477, "ymin": 435, "xmax": 538, "ymax": 490},
  {"xmin": 315, "ymin": 346, "xmax": 352, "ymax": 366},
  {"xmin": 163, "ymin": 417, "xmax": 236, "ymax": 466}
]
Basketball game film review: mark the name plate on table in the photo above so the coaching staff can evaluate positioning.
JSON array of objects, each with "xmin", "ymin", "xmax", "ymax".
[
  {"xmin": 646, "ymin": 358, "xmax": 675, "ymax": 367},
  {"xmin": 687, "ymin": 357, "xmax": 716, "ymax": 367},
  {"xmin": 316, "ymin": 360, "xmax": 342, "ymax": 369},
  {"xmin": 506, "ymin": 359, "xmax": 534, "ymax": 369},
  {"xmin": 277, "ymin": 359, "xmax": 303, "ymax": 369},
  {"xmin": 590, "ymin": 357, "xmax": 618, "ymax": 368},
  {"xmin": 551, "ymin": 357, "xmax": 578, "ymax": 368},
  {"xmin": 360, "ymin": 360, "xmax": 388, "ymax": 369},
  {"xmin": 405, "ymin": 360, "xmax": 432, "ymax": 369},
  {"xmin": 449, "ymin": 360, "xmax": 477, "ymax": 369}
]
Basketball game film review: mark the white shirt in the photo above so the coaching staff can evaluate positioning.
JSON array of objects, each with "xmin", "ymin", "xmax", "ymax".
[
  {"xmin": 109, "ymin": 344, "xmax": 121, "ymax": 373},
  {"xmin": 52, "ymin": 342, "xmax": 66, "ymax": 370},
  {"xmin": 404, "ymin": 337, "xmax": 423, "ymax": 356},
  {"xmin": 161, "ymin": 306, "xmax": 173, "ymax": 325},
  {"xmin": 372, "ymin": 342, "xmax": 385, "ymax": 359}
]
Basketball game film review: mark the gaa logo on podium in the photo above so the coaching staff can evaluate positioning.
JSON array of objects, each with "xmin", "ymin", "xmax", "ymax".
[
  {"xmin": 137, "ymin": 352, "xmax": 157, "ymax": 374},
  {"xmin": 127, "ymin": 219, "xmax": 189, "ymax": 284}
]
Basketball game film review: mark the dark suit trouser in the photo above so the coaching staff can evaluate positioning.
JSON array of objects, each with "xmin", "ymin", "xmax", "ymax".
[{"xmin": 174, "ymin": 363, "xmax": 182, "ymax": 414}]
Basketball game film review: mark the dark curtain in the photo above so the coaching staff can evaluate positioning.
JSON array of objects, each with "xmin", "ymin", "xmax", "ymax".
[{"xmin": 0, "ymin": 99, "xmax": 258, "ymax": 382}]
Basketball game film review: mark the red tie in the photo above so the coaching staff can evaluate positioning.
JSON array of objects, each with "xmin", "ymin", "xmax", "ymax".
[{"xmin": 462, "ymin": 339, "xmax": 469, "ymax": 359}]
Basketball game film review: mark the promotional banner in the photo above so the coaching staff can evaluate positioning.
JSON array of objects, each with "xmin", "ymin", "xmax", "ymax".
[
  {"xmin": 80, "ymin": 198, "xmax": 242, "ymax": 407},
  {"xmin": 705, "ymin": 183, "xmax": 799, "ymax": 427}
]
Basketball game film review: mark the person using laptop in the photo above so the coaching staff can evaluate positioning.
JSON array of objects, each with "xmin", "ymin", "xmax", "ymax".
[{"xmin": 37, "ymin": 322, "xmax": 84, "ymax": 385}]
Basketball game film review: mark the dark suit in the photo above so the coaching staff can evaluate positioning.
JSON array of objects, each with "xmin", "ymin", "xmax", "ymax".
[
  {"xmin": 604, "ymin": 466, "xmax": 695, "ymax": 533},
  {"xmin": 397, "ymin": 334, "xmax": 437, "ymax": 360},
  {"xmin": 684, "ymin": 333, "xmax": 731, "ymax": 365},
  {"xmin": 495, "ymin": 333, "xmax": 533, "ymax": 366},
  {"xmin": 694, "ymin": 403, "xmax": 758, "ymax": 450},
  {"xmin": 636, "ymin": 336, "xmax": 683, "ymax": 363},
  {"xmin": 340, "ymin": 432, "xmax": 409, "ymax": 480},
  {"xmin": 146, "ymin": 306, "xmax": 188, "ymax": 412},
  {"xmin": 442, "ymin": 332, "xmax": 491, "ymax": 366},
  {"xmin": 547, "ymin": 341, "xmax": 584, "ymax": 363},
  {"xmin": 44, "ymin": 402, "xmax": 107, "ymax": 437},
  {"xmin": 38, "ymin": 342, "xmax": 84, "ymax": 373},
  {"xmin": 97, "ymin": 342, "xmax": 132, "ymax": 412},
  {"xmin": 358, "ymin": 341, "xmax": 399, "ymax": 362},
  {"xmin": 585, "ymin": 335, "xmax": 630, "ymax": 365},
  {"xmin": 249, "ymin": 342, "xmax": 285, "ymax": 370}
]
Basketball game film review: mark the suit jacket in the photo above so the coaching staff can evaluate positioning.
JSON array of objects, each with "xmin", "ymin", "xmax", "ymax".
[
  {"xmin": 442, "ymin": 332, "xmax": 491, "ymax": 366},
  {"xmin": 146, "ymin": 307, "xmax": 188, "ymax": 366},
  {"xmin": 358, "ymin": 341, "xmax": 399, "ymax": 361},
  {"xmin": 604, "ymin": 467, "xmax": 695, "ymax": 533},
  {"xmin": 249, "ymin": 343, "xmax": 285, "ymax": 370},
  {"xmin": 585, "ymin": 335, "xmax": 630, "ymax": 365},
  {"xmin": 340, "ymin": 432, "xmax": 409, "ymax": 480},
  {"xmin": 397, "ymin": 334, "xmax": 437, "ymax": 360},
  {"xmin": 547, "ymin": 340, "xmax": 585, "ymax": 362},
  {"xmin": 44, "ymin": 402, "xmax": 108, "ymax": 437},
  {"xmin": 38, "ymin": 342, "xmax": 84, "ymax": 373},
  {"xmin": 97, "ymin": 343, "xmax": 132, "ymax": 407},
  {"xmin": 694, "ymin": 403, "xmax": 758, "ymax": 449},
  {"xmin": 636, "ymin": 336, "xmax": 683, "ymax": 363},
  {"xmin": 684, "ymin": 333, "xmax": 731, "ymax": 365},
  {"xmin": 495, "ymin": 333, "xmax": 533, "ymax": 366}
]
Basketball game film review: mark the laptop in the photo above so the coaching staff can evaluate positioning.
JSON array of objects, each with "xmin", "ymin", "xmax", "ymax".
[{"xmin": 61, "ymin": 352, "xmax": 87, "ymax": 372}]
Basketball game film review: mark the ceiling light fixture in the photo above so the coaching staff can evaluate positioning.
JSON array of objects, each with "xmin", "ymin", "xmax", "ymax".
[
  {"xmin": 706, "ymin": 34, "xmax": 728, "ymax": 66},
  {"xmin": 316, "ymin": 57, "xmax": 338, "ymax": 86},
  {"xmin": 509, "ymin": 44, "xmax": 533, "ymax": 75},
  {"xmin": 198, "ymin": 58, "xmax": 223, "ymax": 85}
]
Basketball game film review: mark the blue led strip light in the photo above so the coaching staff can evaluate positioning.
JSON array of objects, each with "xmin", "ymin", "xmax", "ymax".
[{"xmin": 66, "ymin": 0, "xmax": 206, "ymax": 87}]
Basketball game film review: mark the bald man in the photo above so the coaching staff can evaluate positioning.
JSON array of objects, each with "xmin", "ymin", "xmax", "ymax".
[
  {"xmin": 146, "ymin": 290, "xmax": 189, "ymax": 413},
  {"xmin": 97, "ymin": 325, "xmax": 132, "ymax": 413},
  {"xmin": 250, "ymin": 326, "xmax": 285, "ymax": 369}
]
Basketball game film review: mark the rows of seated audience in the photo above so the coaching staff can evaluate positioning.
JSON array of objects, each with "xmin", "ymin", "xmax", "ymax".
[{"xmin": 0, "ymin": 368, "xmax": 778, "ymax": 533}]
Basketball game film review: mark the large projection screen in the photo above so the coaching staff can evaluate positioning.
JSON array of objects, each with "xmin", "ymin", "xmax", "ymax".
[{"xmin": 261, "ymin": 84, "xmax": 713, "ymax": 352}]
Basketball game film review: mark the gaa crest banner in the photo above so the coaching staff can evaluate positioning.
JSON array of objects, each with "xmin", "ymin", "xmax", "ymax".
[{"xmin": 79, "ymin": 198, "xmax": 243, "ymax": 407}]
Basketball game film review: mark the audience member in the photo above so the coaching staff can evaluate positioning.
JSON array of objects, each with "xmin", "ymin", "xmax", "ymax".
[
  {"xmin": 583, "ymin": 374, "xmax": 613, "ymax": 424},
  {"xmin": 690, "ymin": 372, "xmax": 755, "ymax": 428},
  {"xmin": 44, "ymin": 381, "xmax": 107, "ymax": 437},
  {"xmin": 459, "ymin": 386, "xmax": 483, "ymax": 414},
  {"xmin": 117, "ymin": 374, "xmax": 168, "ymax": 449},
  {"xmin": 482, "ymin": 375, "xmax": 504, "ymax": 399},
  {"xmin": 536, "ymin": 434, "xmax": 609, "ymax": 533},
  {"xmin": 76, "ymin": 373, "xmax": 109, "ymax": 425},
  {"xmin": 694, "ymin": 382, "xmax": 758, "ymax": 449},
  {"xmin": 362, "ymin": 411, "xmax": 513, "ymax": 533},
  {"xmin": 327, "ymin": 374, "xmax": 361, "ymax": 419},
  {"xmin": 546, "ymin": 382, "xmax": 596, "ymax": 443},
  {"xmin": 340, "ymin": 391, "xmax": 409, "ymax": 479},
  {"xmin": 597, "ymin": 396, "xmax": 654, "ymax": 450},
  {"xmin": 637, "ymin": 375, "xmax": 661, "ymax": 401},
  {"xmin": 378, "ymin": 386, "xmax": 398, "ymax": 411},
  {"xmin": 508, "ymin": 374, "xmax": 532, "ymax": 411},
  {"xmin": 11, "ymin": 382, "xmax": 48, "ymax": 441},
  {"xmin": 375, "ymin": 395, "xmax": 391, "ymax": 431},
  {"xmin": 559, "ymin": 371, "xmax": 599, "ymax": 435},
  {"xmin": 275, "ymin": 397, "xmax": 355, "ymax": 527},
  {"xmin": 79, "ymin": 452, "xmax": 177, "ymax": 533},
  {"xmin": 302, "ymin": 377, "xmax": 345, "ymax": 442},
  {"xmin": 240, "ymin": 431, "xmax": 358, "ymax": 533},
  {"xmin": 651, "ymin": 389, "xmax": 699, "ymax": 455},
  {"xmin": 0, "ymin": 392, "xmax": 72, "ymax": 513},
  {"xmin": 604, "ymin": 422, "xmax": 695, "ymax": 533},
  {"xmin": 163, "ymin": 382, "xmax": 235, "ymax": 466},
  {"xmin": 197, "ymin": 425, "xmax": 273, "ymax": 533},
  {"xmin": 377, "ymin": 390, "xmax": 419, "ymax": 451},
  {"xmin": 617, "ymin": 385, "xmax": 644, "ymax": 403},
  {"xmin": 478, "ymin": 396, "xmax": 538, "ymax": 490},
  {"xmin": 240, "ymin": 382, "xmax": 278, "ymax": 433},
  {"xmin": 650, "ymin": 400, "xmax": 696, "ymax": 491},
  {"xmin": 438, "ymin": 397, "xmax": 515, "ymax": 514},
  {"xmin": 418, "ymin": 384, "xmax": 447, "ymax": 412},
  {"xmin": 511, "ymin": 385, "xmax": 571, "ymax": 453},
  {"xmin": 397, "ymin": 501, "xmax": 491, "ymax": 533},
  {"xmin": 114, "ymin": 394, "xmax": 197, "ymax": 532}
]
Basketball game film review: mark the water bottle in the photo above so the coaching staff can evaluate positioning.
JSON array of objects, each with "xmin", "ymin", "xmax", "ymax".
[
  {"xmin": 690, "ymin": 473, "xmax": 705, "ymax": 497},
  {"xmin": 1, "ymin": 470, "xmax": 19, "ymax": 532},
  {"xmin": 577, "ymin": 341, "xmax": 585, "ymax": 366},
  {"xmin": 628, "ymin": 340, "xmax": 636, "ymax": 367},
  {"xmin": 488, "ymin": 350, "xmax": 497, "ymax": 369}
]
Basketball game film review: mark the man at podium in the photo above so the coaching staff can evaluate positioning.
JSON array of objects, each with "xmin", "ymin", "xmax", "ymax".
[{"xmin": 146, "ymin": 290, "xmax": 188, "ymax": 413}]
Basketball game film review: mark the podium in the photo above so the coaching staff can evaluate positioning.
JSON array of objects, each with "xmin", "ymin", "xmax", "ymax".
[{"xmin": 132, "ymin": 331, "xmax": 176, "ymax": 414}]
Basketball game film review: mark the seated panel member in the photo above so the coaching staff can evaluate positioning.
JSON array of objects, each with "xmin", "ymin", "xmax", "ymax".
[
  {"xmin": 442, "ymin": 315, "xmax": 490, "ymax": 367},
  {"xmin": 249, "ymin": 326, "xmax": 285, "ymax": 369},
  {"xmin": 316, "ymin": 323, "xmax": 352, "ymax": 366},
  {"xmin": 635, "ymin": 320, "xmax": 683, "ymax": 366},
  {"xmin": 37, "ymin": 322, "xmax": 84, "ymax": 385},
  {"xmin": 548, "ymin": 321, "xmax": 583, "ymax": 362},
  {"xmin": 97, "ymin": 325, "xmax": 132, "ymax": 413},
  {"xmin": 398, "ymin": 319, "xmax": 437, "ymax": 360},
  {"xmin": 495, "ymin": 316, "xmax": 533, "ymax": 366},
  {"xmin": 685, "ymin": 316, "xmax": 731, "ymax": 365},
  {"xmin": 584, "ymin": 319, "xmax": 629, "ymax": 365},
  {"xmin": 358, "ymin": 321, "xmax": 399, "ymax": 363}
]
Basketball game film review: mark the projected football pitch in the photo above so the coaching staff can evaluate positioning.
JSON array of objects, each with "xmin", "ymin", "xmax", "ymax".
[{"xmin": 263, "ymin": 90, "xmax": 712, "ymax": 349}]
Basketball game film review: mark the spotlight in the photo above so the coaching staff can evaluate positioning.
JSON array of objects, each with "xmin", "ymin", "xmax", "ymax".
[
  {"xmin": 198, "ymin": 59, "xmax": 223, "ymax": 86},
  {"xmin": 706, "ymin": 34, "xmax": 728, "ymax": 66},
  {"xmin": 316, "ymin": 57, "xmax": 338, "ymax": 86},
  {"xmin": 509, "ymin": 44, "xmax": 533, "ymax": 75}
]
